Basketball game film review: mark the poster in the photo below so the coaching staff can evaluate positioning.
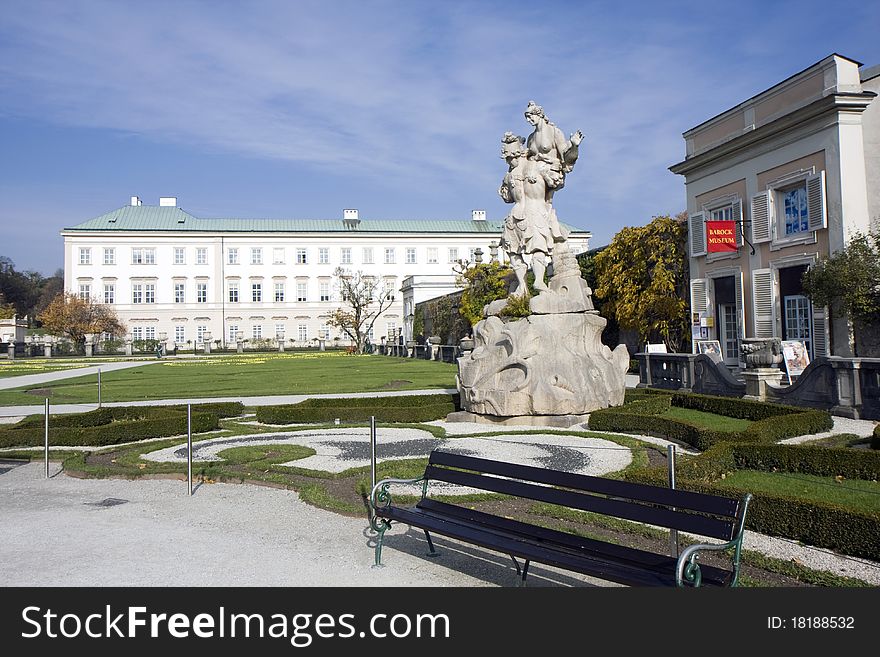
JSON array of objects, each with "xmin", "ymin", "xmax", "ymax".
[
  {"xmin": 781, "ymin": 340, "xmax": 810, "ymax": 382},
  {"xmin": 696, "ymin": 340, "xmax": 723, "ymax": 360}
]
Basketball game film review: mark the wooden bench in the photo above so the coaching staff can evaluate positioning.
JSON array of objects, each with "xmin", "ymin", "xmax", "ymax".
[{"xmin": 369, "ymin": 451, "xmax": 752, "ymax": 587}]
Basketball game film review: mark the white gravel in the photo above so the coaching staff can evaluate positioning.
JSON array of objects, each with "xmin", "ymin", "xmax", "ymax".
[
  {"xmin": 140, "ymin": 427, "xmax": 632, "ymax": 497},
  {"xmin": 781, "ymin": 415, "xmax": 877, "ymax": 444}
]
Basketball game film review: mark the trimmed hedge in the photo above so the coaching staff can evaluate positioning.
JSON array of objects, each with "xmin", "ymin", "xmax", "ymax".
[
  {"xmin": 256, "ymin": 394, "xmax": 458, "ymax": 424},
  {"xmin": 623, "ymin": 442, "xmax": 880, "ymax": 561},
  {"xmin": 167, "ymin": 401, "xmax": 244, "ymax": 418},
  {"xmin": 589, "ymin": 391, "xmax": 832, "ymax": 450},
  {"xmin": 0, "ymin": 406, "xmax": 220, "ymax": 448}
]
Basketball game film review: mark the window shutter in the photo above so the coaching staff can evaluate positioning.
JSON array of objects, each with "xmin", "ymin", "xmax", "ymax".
[
  {"xmin": 690, "ymin": 278, "xmax": 708, "ymax": 314},
  {"xmin": 750, "ymin": 192, "xmax": 772, "ymax": 243},
  {"xmin": 734, "ymin": 270, "xmax": 745, "ymax": 341},
  {"xmin": 812, "ymin": 305, "xmax": 829, "ymax": 357},
  {"xmin": 731, "ymin": 199, "xmax": 744, "ymax": 246},
  {"xmin": 752, "ymin": 268, "xmax": 775, "ymax": 337},
  {"xmin": 689, "ymin": 212, "xmax": 706, "ymax": 257},
  {"xmin": 806, "ymin": 171, "xmax": 827, "ymax": 231}
]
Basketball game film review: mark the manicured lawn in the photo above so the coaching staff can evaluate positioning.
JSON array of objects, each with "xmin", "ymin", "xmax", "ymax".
[
  {"xmin": 715, "ymin": 469, "xmax": 880, "ymax": 514},
  {"xmin": 0, "ymin": 352, "xmax": 457, "ymax": 406},
  {"xmin": 0, "ymin": 356, "xmax": 155, "ymax": 378},
  {"xmin": 660, "ymin": 406, "xmax": 752, "ymax": 432}
]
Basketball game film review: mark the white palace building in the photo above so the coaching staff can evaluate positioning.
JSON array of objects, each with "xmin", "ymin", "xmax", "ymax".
[{"xmin": 62, "ymin": 196, "xmax": 591, "ymax": 349}]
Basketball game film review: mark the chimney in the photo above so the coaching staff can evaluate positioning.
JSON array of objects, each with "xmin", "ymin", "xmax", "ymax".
[
  {"xmin": 343, "ymin": 208, "xmax": 360, "ymax": 229},
  {"xmin": 159, "ymin": 197, "xmax": 178, "ymax": 207},
  {"xmin": 130, "ymin": 196, "xmax": 142, "ymax": 207},
  {"xmin": 472, "ymin": 209, "xmax": 486, "ymax": 221}
]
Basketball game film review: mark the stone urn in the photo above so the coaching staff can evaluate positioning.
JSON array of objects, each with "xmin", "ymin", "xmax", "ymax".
[
  {"xmin": 459, "ymin": 338, "xmax": 475, "ymax": 352},
  {"xmin": 405, "ymin": 340, "xmax": 415, "ymax": 348},
  {"xmin": 740, "ymin": 337, "xmax": 783, "ymax": 368},
  {"xmin": 428, "ymin": 336, "xmax": 442, "ymax": 345}
]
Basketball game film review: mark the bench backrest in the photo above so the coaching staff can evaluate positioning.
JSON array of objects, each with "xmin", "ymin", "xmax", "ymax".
[{"xmin": 423, "ymin": 451, "xmax": 743, "ymax": 541}]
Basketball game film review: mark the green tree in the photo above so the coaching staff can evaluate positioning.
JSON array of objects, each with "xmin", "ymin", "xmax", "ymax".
[
  {"xmin": 457, "ymin": 261, "xmax": 512, "ymax": 327},
  {"xmin": 0, "ymin": 256, "xmax": 42, "ymax": 321},
  {"xmin": 593, "ymin": 213, "xmax": 690, "ymax": 352},
  {"xmin": 802, "ymin": 231, "xmax": 880, "ymax": 356}
]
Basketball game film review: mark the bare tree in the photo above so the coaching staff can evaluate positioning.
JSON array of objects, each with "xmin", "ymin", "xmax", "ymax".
[{"xmin": 327, "ymin": 268, "xmax": 395, "ymax": 354}]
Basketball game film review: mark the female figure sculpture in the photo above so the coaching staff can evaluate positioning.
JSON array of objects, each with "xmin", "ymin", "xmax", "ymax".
[{"xmin": 498, "ymin": 100, "xmax": 582, "ymax": 296}]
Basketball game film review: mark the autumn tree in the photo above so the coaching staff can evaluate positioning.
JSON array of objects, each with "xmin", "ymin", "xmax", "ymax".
[
  {"xmin": 37, "ymin": 292, "xmax": 126, "ymax": 351},
  {"xmin": 593, "ymin": 213, "xmax": 690, "ymax": 352},
  {"xmin": 326, "ymin": 268, "xmax": 396, "ymax": 354}
]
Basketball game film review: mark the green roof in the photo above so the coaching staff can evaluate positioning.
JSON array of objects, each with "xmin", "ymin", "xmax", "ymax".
[{"xmin": 63, "ymin": 205, "xmax": 588, "ymax": 234}]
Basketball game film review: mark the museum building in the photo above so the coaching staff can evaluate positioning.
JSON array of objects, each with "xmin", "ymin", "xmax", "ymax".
[
  {"xmin": 62, "ymin": 198, "xmax": 591, "ymax": 348},
  {"xmin": 671, "ymin": 54, "xmax": 879, "ymax": 366}
]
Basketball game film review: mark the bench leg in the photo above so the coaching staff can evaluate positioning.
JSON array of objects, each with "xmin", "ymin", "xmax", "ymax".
[
  {"xmin": 509, "ymin": 556, "xmax": 530, "ymax": 586},
  {"xmin": 509, "ymin": 554, "xmax": 522, "ymax": 576},
  {"xmin": 424, "ymin": 530, "xmax": 440, "ymax": 558},
  {"xmin": 373, "ymin": 524, "xmax": 387, "ymax": 569},
  {"xmin": 520, "ymin": 560, "xmax": 531, "ymax": 586}
]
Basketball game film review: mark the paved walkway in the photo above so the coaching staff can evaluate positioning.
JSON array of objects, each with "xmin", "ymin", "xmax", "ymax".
[
  {"xmin": 0, "ymin": 360, "xmax": 160, "ymax": 391},
  {"xmin": 0, "ymin": 388, "xmax": 462, "ymax": 418}
]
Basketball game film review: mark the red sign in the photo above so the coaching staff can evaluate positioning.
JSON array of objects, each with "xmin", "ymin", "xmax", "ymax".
[{"xmin": 706, "ymin": 220, "xmax": 738, "ymax": 253}]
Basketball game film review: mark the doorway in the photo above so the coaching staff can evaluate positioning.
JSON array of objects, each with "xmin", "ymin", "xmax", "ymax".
[{"xmin": 713, "ymin": 275, "xmax": 739, "ymax": 366}]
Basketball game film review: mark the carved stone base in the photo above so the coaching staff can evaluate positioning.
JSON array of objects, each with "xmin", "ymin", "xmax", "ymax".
[
  {"xmin": 457, "ymin": 312, "xmax": 629, "ymax": 417},
  {"xmin": 446, "ymin": 410, "xmax": 590, "ymax": 428},
  {"xmin": 743, "ymin": 368, "xmax": 784, "ymax": 401}
]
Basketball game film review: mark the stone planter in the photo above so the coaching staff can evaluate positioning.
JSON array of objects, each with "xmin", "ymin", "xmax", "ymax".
[
  {"xmin": 740, "ymin": 337, "xmax": 783, "ymax": 368},
  {"xmin": 428, "ymin": 336, "xmax": 441, "ymax": 345},
  {"xmin": 459, "ymin": 338, "xmax": 475, "ymax": 351}
]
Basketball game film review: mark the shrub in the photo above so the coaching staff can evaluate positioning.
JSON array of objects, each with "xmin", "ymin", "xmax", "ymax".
[
  {"xmin": 669, "ymin": 392, "xmax": 801, "ymax": 421},
  {"xmin": 622, "ymin": 443, "xmax": 880, "ymax": 560},
  {"xmin": 588, "ymin": 391, "xmax": 832, "ymax": 450},
  {"xmin": 167, "ymin": 401, "xmax": 244, "ymax": 418},
  {"xmin": 256, "ymin": 394, "xmax": 457, "ymax": 424},
  {"xmin": 0, "ymin": 406, "xmax": 220, "ymax": 448},
  {"xmin": 873, "ymin": 424, "xmax": 880, "ymax": 450}
]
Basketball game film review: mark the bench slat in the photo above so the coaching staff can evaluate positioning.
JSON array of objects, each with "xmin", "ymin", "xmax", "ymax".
[
  {"xmin": 379, "ymin": 505, "xmax": 733, "ymax": 587},
  {"xmin": 417, "ymin": 499, "xmax": 676, "ymax": 570},
  {"xmin": 423, "ymin": 464, "xmax": 735, "ymax": 540},
  {"xmin": 429, "ymin": 450, "xmax": 739, "ymax": 518}
]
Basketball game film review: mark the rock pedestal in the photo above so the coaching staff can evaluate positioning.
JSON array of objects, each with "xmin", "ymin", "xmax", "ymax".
[{"xmin": 454, "ymin": 309, "xmax": 629, "ymax": 425}]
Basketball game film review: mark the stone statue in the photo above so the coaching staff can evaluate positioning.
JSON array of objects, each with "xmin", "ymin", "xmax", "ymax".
[
  {"xmin": 451, "ymin": 102, "xmax": 629, "ymax": 426},
  {"xmin": 498, "ymin": 102, "xmax": 582, "ymax": 297}
]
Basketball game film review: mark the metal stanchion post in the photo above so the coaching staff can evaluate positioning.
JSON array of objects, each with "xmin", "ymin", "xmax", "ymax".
[
  {"xmin": 44, "ymin": 398, "xmax": 49, "ymax": 479},
  {"xmin": 370, "ymin": 415, "xmax": 377, "ymax": 492},
  {"xmin": 187, "ymin": 403, "xmax": 193, "ymax": 496},
  {"xmin": 667, "ymin": 444, "xmax": 678, "ymax": 557},
  {"xmin": 97, "ymin": 368, "xmax": 102, "ymax": 408}
]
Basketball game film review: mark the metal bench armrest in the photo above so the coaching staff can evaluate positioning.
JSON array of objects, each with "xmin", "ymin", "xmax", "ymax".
[
  {"xmin": 368, "ymin": 476, "xmax": 429, "ymax": 533},
  {"xmin": 675, "ymin": 493, "xmax": 752, "ymax": 587}
]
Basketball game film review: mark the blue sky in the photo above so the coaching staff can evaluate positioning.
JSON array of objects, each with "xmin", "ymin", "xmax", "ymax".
[{"xmin": 1, "ymin": 0, "xmax": 878, "ymax": 275}]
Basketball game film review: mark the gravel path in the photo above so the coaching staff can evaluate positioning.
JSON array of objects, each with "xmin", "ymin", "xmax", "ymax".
[
  {"xmin": 0, "ymin": 462, "xmax": 612, "ymax": 587},
  {"xmin": 781, "ymin": 415, "xmax": 877, "ymax": 444}
]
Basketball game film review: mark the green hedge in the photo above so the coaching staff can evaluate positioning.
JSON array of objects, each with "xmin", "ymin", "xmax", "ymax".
[
  {"xmin": 873, "ymin": 424, "xmax": 880, "ymax": 450},
  {"xmin": 167, "ymin": 401, "xmax": 244, "ymax": 418},
  {"xmin": 668, "ymin": 391, "xmax": 802, "ymax": 421},
  {"xmin": 256, "ymin": 394, "xmax": 457, "ymax": 424},
  {"xmin": 589, "ymin": 391, "xmax": 832, "ymax": 450},
  {"xmin": 0, "ymin": 406, "xmax": 220, "ymax": 448},
  {"xmin": 623, "ymin": 443, "xmax": 880, "ymax": 561}
]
